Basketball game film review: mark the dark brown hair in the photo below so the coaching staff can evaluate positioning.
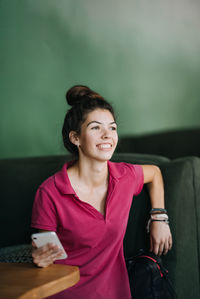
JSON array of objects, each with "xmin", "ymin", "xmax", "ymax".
[{"xmin": 62, "ymin": 85, "xmax": 116, "ymax": 155}]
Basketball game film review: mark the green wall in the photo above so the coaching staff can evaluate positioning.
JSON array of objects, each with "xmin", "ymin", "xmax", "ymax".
[{"xmin": 1, "ymin": 0, "xmax": 200, "ymax": 158}]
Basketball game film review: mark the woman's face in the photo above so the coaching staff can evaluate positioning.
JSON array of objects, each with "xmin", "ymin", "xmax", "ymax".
[{"xmin": 73, "ymin": 109, "xmax": 118, "ymax": 162}]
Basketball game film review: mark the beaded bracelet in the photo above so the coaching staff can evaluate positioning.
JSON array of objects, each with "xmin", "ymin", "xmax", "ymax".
[
  {"xmin": 151, "ymin": 213, "xmax": 169, "ymax": 220},
  {"xmin": 150, "ymin": 208, "xmax": 167, "ymax": 214},
  {"xmin": 151, "ymin": 219, "xmax": 169, "ymax": 224}
]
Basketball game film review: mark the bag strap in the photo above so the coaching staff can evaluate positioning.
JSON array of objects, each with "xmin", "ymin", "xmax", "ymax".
[
  {"xmin": 138, "ymin": 255, "xmax": 164, "ymax": 277},
  {"xmin": 126, "ymin": 250, "xmax": 180, "ymax": 299}
]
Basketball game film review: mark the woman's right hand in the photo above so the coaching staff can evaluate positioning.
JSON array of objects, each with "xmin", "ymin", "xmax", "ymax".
[{"xmin": 32, "ymin": 241, "xmax": 64, "ymax": 268}]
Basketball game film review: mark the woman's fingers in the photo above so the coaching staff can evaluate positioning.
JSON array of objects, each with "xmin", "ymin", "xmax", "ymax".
[
  {"xmin": 149, "ymin": 236, "xmax": 153, "ymax": 252},
  {"xmin": 158, "ymin": 241, "xmax": 165, "ymax": 256},
  {"xmin": 32, "ymin": 240, "xmax": 37, "ymax": 248},
  {"xmin": 163, "ymin": 239, "xmax": 169, "ymax": 255},
  {"xmin": 153, "ymin": 241, "xmax": 159, "ymax": 256},
  {"xmin": 36, "ymin": 250, "xmax": 63, "ymax": 268},
  {"xmin": 150, "ymin": 221, "xmax": 172, "ymax": 256},
  {"xmin": 33, "ymin": 250, "xmax": 63, "ymax": 267},
  {"xmin": 152, "ymin": 239, "xmax": 166, "ymax": 256},
  {"xmin": 162, "ymin": 233, "xmax": 173, "ymax": 255},
  {"xmin": 32, "ymin": 243, "xmax": 64, "ymax": 268},
  {"xmin": 168, "ymin": 234, "xmax": 173, "ymax": 250}
]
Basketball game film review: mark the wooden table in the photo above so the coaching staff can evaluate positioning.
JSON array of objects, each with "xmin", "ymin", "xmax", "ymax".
[{"xmin": 0, "ymin": 262, "xmax": 80, "ymax": 299}]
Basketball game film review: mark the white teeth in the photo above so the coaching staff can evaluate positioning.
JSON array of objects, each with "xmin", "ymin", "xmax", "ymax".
[{"xmin": 98, "ymin": 144, "xmax": 112, "ymax": 149}]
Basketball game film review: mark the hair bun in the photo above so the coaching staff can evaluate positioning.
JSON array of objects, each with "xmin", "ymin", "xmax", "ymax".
[{"xmin": 66, "ymin": 85, "xmax": 102, "ymax": 106}]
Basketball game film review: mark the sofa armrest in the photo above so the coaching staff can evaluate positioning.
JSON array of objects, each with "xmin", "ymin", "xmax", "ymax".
[{"xmin": 119, "ymin": 155, "xmax": 200, "ymax": 299}]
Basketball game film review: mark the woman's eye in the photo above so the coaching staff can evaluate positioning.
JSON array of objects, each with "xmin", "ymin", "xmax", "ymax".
[
  {"xmin": 110, "ymin": 126, "xmax": 117, "ymax": 131},
  {"xmin": 91, "ymin": 126, "xmax": 100, "ymax": 130}
]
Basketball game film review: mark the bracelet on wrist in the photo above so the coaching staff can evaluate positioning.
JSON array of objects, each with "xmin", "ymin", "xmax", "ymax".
[
  {"xmin": 146, "ymin": 218, "xmax": 169, "ymax": 233},
  {"xmin": 151, "ymin": 219, "xmax": 169, "ymax": 224},
  {"xmin": 151, "ymin": 213, "xmax": 169, "ymax": 220},
  {"xmin": 150, "ymin": 208, "xmax": 167, "ymax": 215}
]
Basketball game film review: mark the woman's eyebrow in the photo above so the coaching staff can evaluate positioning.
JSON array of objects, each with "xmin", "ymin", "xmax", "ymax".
[{"xmin": 87, "ymin": 121, "xmax": 116, "ymax": 127}]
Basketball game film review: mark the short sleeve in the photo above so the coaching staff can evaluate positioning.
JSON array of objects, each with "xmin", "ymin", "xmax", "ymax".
[
  {"xmin": 31, "ymin": 187, "xmax": 57, "ymax": 231},
  {"xmin": 131, "ymin": 164, "xmax": 144, "ymax": 196}
]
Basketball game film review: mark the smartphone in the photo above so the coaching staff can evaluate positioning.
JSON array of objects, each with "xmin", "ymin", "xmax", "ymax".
[{"xmin": 31, "ymin": 231, "xmax": 67, "ymax": 260}]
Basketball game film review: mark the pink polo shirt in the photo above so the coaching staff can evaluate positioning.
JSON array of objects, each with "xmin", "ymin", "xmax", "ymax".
[{"xmin": 31, "ymin": 160, "xmax": 144, "ymax": 299}]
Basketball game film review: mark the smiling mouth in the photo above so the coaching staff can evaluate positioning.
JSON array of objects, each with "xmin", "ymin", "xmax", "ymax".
[{"xmin": 97, "ymin": 144, "xmax": 112, "ymax": 149}]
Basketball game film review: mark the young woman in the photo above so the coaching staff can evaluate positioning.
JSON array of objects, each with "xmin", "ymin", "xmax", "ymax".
[{"xmin": 31, "ymin": 85, "xmax": 172, "ymax": 299}]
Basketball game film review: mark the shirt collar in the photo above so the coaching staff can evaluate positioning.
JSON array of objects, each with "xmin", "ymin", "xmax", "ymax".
[
  {"xmin": 55, "ymin": 160, "xmax": 126, "ymax": 195},
  {"xmin": 54, "ymin": 161, "xmax": 76, "ymax": 195},
  {"xmin": 107, "ymin": 160, "xmax": 126, "ymax": 180}
]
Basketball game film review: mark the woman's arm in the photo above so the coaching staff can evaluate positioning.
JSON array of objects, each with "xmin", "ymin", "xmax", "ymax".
[{"xmin": 141, "ymin": 165, "xmax": 172, "ymax": 256}]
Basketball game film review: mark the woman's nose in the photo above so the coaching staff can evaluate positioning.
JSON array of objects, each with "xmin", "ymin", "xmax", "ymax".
[{"xmin": 101, "ymin": 127, "xmax": 111, "ymax": 139}]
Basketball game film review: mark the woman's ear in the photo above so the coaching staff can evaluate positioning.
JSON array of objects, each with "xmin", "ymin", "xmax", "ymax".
[{"xmin": 69, "ymin": 131, "xmax": 79, "ymax": 146}]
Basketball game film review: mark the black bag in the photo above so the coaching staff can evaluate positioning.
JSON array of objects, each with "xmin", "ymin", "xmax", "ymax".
[{"xmin": 126, "ymin": 250, "xmax": 179, "ymax": 299}]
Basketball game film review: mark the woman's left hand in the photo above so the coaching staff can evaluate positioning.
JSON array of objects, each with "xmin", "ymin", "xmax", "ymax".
[{"xmin": 149, "ymin": 221, "xmax": 172, "ymax": 256}]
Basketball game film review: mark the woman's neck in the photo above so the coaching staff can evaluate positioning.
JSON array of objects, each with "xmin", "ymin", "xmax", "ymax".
[{"xmin": 71, "ymin": 158, "xmax": 109, "ymax": 188}]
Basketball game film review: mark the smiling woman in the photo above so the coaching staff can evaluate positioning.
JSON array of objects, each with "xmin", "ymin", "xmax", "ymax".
[
  {"xmin": 62, "ymin": 85, "xmax": 117, "ymax": 157},
  {"xmin": 31, "ymin": 85, "xmax": 172, "ymax": 299},
  {"xmin": 69, "ymin": 109, "xmax": 118, "ymax": 162}
]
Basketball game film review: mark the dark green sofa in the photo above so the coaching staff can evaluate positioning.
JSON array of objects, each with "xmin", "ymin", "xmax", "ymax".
[
  {"xmin": 0, "ymin": 153, "xmax": 200, "ymax": 298},
  {"xmin": 117, "ymin": 128, "xmax": 200, "ymax": 159}
]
